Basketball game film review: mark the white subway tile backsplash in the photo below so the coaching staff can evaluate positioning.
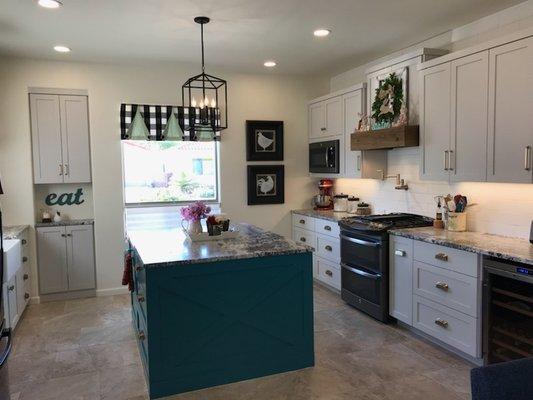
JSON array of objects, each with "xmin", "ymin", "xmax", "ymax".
[{"xmin": 336, "ymin": 149, "xmax": 533, "ymax": 240}]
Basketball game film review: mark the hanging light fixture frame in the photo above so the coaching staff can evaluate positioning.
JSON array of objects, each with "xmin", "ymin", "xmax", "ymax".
[{"xmin": 180, "ymin": 16, "xmax": 228, "ymax": 137}]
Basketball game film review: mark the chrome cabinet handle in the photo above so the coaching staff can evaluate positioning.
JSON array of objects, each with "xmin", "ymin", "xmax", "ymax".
[
  {"xmin": 448, "ymin": 150, "xmax": 454, "ymax": 171},
  {"xmin": 357, "ymin": 155, "xmax": 361, "ymax": 171},
  {"xmin": 8, "ymin": 285, "xmax": 14, "ymax": 291},
  {"xmin": 435, "ymin": 282, "xmax": 449, "ymax": 291},
  {"xmin": 325, "ymin": 270, "xmax": 333, "ymax": 277},
  {"xmin": 443, "ymin": 150, "xmax": 449, "ymax": 171},
  {"xmin": 299, "ymin": 219, "xmax": 305, "ymax": 224},
  {"xmin": 138, "ymin": 331, "xmax": 146, "ymax": 341},
  {"xmin": 138, "ymin": 296, "xmax": 145, "ymax": 303},
  {"xmin": 525, "ymin": 146, "xmax": 532, "ymax": 171},
  {"xmin": 61, "ymin": 234, "xmax": 67, "ymax": 238},
  {"xmin": 320, "ymin": 127, "xmax": 327, "ymax": 131},
  {"xmin": 59, "ymin": 164, "xmax": 63, "ymax": 176},
  {"xmin": 435, "ymin": 253, "xmax": 448, "ymax": 261},
  {"xmin": 435, "ymin": 318, "xmax": 449, "ymax": 328},
  {"xmin": 394, "ymin": 249, "xmax": 406, "ymax": 257},
  {"xmin": 64, "ymin": 163, "xmax": 69, "ymax": 176},
  {"xmin": 324, "ymin": 225, "xmax": 332, "ymax": 231},
  {"xmin": 24, "ymin": 293, "xmax": 30, "ymax": 300},
  {"xmin": 23, "ymin": 274, "xmax": 29, "ymax": 281},
  {"xmin": 300, "ymin": 237, "xmax": 306, "ymax": 242},
  {"xmin": 22, "ymin": 257, "xmax": 28, "ymax": 263},
  {"xmin": 325, "ymin": 245, "xmax": 333, "ymax": 252}
]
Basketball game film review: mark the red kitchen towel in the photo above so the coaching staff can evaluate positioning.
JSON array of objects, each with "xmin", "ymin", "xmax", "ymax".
[{"xmin": 122, "ymin": 251, "xmax": 134, "ymax": 292}]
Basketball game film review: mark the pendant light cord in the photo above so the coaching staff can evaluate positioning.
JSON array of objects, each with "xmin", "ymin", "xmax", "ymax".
[{"xmin": 201, "ymin": 22, "xmax": 205, "ymax": 73}]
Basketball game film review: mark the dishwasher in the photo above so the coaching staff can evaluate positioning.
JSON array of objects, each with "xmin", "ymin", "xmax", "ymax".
[{"xmin": 482, "ymin": 256, "xmax": 533, "ymax": 365}]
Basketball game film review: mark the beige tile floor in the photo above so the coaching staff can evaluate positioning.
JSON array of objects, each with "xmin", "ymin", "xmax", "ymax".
[{"xmin": 8, "ymin": 284, "xmax": 473, "ymax": 400}]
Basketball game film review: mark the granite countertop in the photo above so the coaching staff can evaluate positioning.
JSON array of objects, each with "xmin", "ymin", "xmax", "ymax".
[
  {"xmin": 35, "ymin": 219, "xmax": 94, "ymax": 227},
  {"xmin": 127, "ymin": 223, "xmax": 312, "ymax": 267},
  {"xmin": 2, "ymin": 225, "xmax": 30, "ymax": 239},
  {"xmin": 292, "ymin": 209, "xmax": 352, "ymax": 223},
  {"xmin": 390, "ymin": 227, "xmax": 533, "ymax": 266}
]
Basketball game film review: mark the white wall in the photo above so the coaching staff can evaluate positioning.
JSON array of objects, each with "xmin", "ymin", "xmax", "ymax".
[
  {"xmin": 329, "ymin": 1, "xmax": 533, "ymax": 240},
  {"xmin": 0, "ymin": 57, "xmax": 326, "ymax": 296}
]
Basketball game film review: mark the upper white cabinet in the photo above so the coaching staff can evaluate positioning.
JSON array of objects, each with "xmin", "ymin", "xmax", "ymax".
[
  {"xmin": 309, "ymin": 102, "xmax": 325, "ymax": 139},
  {"xmin": 419, "ymin": 32, "xmax": 533, "ymax": 183},
  {"xmin": 487, "ymin": 38, "xmax": 533, "ymax": 183},
  {"xmin": 30, "ymin": 92, "xmax": 91, "ymax": 184},
  {"xmin": 324, "ymin": 97, "xmax": 343, "ymax": 137},
  {"xmin": 343, "ymin": 89, "xmax": 364, "ymax": 178}
]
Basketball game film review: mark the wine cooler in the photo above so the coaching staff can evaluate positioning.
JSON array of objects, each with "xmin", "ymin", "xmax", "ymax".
[{"xmin": 483, "ymin": 257, "xmax": 533, "ymax": 365}]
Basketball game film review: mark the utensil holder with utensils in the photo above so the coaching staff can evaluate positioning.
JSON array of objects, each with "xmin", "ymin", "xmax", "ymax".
[{"xmin": 446, "ymin": 212, "xmax": 467, "ymax": 232}]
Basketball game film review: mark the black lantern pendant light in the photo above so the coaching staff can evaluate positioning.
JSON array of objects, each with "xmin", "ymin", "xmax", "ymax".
[{"xmin": 181, "ymin": 16, "xmax": 228, "ymax": 138}]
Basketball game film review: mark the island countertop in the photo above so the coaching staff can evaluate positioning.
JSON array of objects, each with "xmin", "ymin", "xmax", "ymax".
[{"xmin": 127, "ymin": 223, "xmax": 312, "ymax": 267}]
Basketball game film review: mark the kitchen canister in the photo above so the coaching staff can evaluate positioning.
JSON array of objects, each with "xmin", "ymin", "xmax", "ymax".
[
  {"xmin": 333, "ymin": 194, "xmax": 349, "ymax": 212},
  {"xmin": 446, "ymin": 212, "xmax": 467, "ymax": 232}
]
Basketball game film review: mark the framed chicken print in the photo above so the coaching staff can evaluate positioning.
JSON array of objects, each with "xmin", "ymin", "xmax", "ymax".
[
  {"xmin": 246, "ymin": 120, "xmax": 284, "ymax": 161},
  {"xmin": 247, "ymin": 165, "xmax": 284, "ymax": 205}
]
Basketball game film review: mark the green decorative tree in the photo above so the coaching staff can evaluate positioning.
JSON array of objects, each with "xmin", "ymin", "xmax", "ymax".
[{"xmin": 371, "ymin": 73, "xmax": 404, "ymax": 126}]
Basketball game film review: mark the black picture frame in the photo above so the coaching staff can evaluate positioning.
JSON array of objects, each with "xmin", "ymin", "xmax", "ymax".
[
  {"xmin": 246, "ymin": 120, "xmax": 284, "ymax": 161},
  {"xmin": 247, "ymin": 165, "xmax": 285, "ymax": 205}
]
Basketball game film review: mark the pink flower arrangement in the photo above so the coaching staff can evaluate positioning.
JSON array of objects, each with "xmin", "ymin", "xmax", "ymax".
[{"xmin": 180, "ymin": 201, "xmax": 211, "ymax": 222}]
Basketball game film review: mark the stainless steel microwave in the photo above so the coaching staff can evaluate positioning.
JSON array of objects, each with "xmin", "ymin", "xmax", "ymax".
[{"xmin": 309, "ymin": 140, "xmax": 340, "ymax": 174}]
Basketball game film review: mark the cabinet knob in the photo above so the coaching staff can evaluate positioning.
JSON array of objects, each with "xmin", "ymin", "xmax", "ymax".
[
  {"xmin": 138, "ymin": 331, "xmax": 146, "ymax": 341},
  {"xmin": 434, "ymin": 318, "xmax": 449, "ymax": 329},
  {"xmin": 435, "ymin": 253, "xmax": 448, "ymax": 262},
  {"xmin": 135, "ymin": 266, "xmax": 143, "ymax": 272},
  {"xmin": 8, "ymin": 285, "xmax": 14, "ymax": 291},
  {"xmin": 24, "ymin": 293, "xmax": 30, "ymax": 300},
  {"xmin": 325, "ymin": 270, "xmax": 333, "ymax": 277},
  {"xmin": 138, "ymin": 296, "xmax": 145, "ymax": 303},
  {"xmin": 21, "ymin": 239, "xmax": 27, "ymax": 245},
  {"xmin": 324, "ymin": 225, "xmax": 332, "ymax": 231},
  {"xmin": 23, "ymin": 274, "xmax": 29, "ymax": 281},
  {"xmin": 325, "ymin": 245, "xmax": 333, "ymax": 252},
  {"xmin": 320, "ymin": 127, "xmax": 327, "ymax": 131},
  {"xmin": 61, "ymin": 234, "xmax": 67, "ymax": 238},
  {"xmin": 299, "ymin": 219, "xmax": 305, "ymax": 224},
  {"xmin": 22, "ymin": 256, "xmax": 28, "ymax": 263},
  {"xmin": 394, "ymin": 249, "xmax": 406, "ymax": 257},
  {"xmin": 435, "ymin": 282, "xmax": 449, "ymax": 291},
  {"xmin": 64, "ymin": 163, "xmax": 69, "ymax": 176},
  {"xmin": 300, "ymin": 237, "xmax": 306, "ymax": 243},
  {"xmin": 59, "ymin": 164, "xmax": 63, "ymax": 176}
]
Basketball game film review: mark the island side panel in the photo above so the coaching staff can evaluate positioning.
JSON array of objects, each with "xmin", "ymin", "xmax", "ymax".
[{"xmin": 144, "ymin": 252, "xmax": 314, "ymax": 399}]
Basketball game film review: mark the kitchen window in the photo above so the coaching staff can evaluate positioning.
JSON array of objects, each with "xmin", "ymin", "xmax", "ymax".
[{"xmin": 122, "ymin": 141, "xmax": 219, "ymax": 205}]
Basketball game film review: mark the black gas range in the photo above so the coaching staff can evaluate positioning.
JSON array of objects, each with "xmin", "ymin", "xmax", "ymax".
[{"xmin": 339, "ymin": 213, "xmax": 433, "ymax": 322}]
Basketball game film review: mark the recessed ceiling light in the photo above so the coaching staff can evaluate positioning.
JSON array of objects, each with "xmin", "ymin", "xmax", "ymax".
[
  {"xmin": 38, "ymin": 0, "xmax": 63, "ymax": 9},
  {"xmin": 264, "ymin": 60, "xmax": 277, "ymax": 68},
  {"xmin": 54, "ymin": 45, "xmax": 71, "ymax": 53},
  {"xmin": 313, "ymin": 29, "xmax": 331, "ymax": 37}
]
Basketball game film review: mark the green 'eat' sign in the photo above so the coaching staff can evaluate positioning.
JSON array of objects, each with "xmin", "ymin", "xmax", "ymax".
[{"xmin": 45, "ymin": 188, "xmax": 85, "ymax": 206}]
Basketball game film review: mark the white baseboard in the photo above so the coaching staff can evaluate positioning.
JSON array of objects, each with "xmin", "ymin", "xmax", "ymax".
[
  {"xmin": 29, "ymin": 296, "xmax": 40, "ymax": 305},
  {"xmin": 96, "ymin": 287, "xmax": 129, "ymax": 296}
]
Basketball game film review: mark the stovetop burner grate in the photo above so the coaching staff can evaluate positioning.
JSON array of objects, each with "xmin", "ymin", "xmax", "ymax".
[{"xmin": 340, "ymin": 213, "xmax": 433, "ymax": 232}]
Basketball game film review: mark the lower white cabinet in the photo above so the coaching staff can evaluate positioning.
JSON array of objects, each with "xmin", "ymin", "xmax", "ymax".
[
  {"xmin": 37, "ymin": 224, "xmax": 96, "ymax": 295},
  {"xmin": 6, "ymin": 275, "xmax": 19, "ymax": 329},
  {"xmin": 292, "ymin": 213, "xmax": 341, "ymax": 291},
  {"xmin": 389, "ymin": 236, "xmax": 482, "ymax": 359}
]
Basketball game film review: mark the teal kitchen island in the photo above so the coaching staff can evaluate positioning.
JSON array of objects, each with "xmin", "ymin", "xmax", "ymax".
[{"xmin": 127, "ymin": 223, "xmax": 315, "ymax": 399}]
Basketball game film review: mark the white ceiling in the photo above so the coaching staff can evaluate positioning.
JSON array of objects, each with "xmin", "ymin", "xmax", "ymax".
[{"xmin": 0, "ymin": 0, "xmax": 524, "ymax": 75}]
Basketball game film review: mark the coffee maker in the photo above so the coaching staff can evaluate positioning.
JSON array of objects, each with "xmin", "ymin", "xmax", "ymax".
[{"xmin": 313, "ymin": 179, "xmax": 334, "ymax": 210}]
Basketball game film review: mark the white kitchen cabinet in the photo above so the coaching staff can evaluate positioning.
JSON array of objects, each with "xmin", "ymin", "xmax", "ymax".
[
  {"xmin": 15, "ymin": 267, "xmax": 29, "ymax": 318},
  {"xmin": 324, "ymin": 97, "xmax": 343, "ymax": 137},
  {"xmin": 389, "ymin": 236, "xmax": 414, "ymax": 325},
  {"xmin": 419, "ymin": 63, "xmax": 452, "ymax": 181},
  {"xmin": 6, "ymin": 275, "xmax": 19, "ymax": 329},
  {"xmin": 487, "ymin": 37, "xmax": 533, "ymax": 183},
  {"xmin": 30, "ymin": 93, "xmax": 91, "ymax": 184},
  {"xmin": 37, "ymin": 224, "xmax": 95, "ymax": 295},
  {"xmin": 309, "ymin": 102, "xmax": 325, "ymax": 139},
  {"xmin": 450, "ymin": 51, "xmax": 489, "ymax": 182}
]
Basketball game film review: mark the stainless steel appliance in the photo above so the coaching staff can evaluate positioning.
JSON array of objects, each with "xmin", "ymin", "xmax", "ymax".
[
  {"xmin": 339, "ymin": 213, "xmax": 433, "ymax": 322},
  {"xmin": 309, "ymin": 140, "xmax": 339, "ymax": 174},
  {"xmin": 482, "ymin": 257, "xmax": 532, "ymax": 365}
]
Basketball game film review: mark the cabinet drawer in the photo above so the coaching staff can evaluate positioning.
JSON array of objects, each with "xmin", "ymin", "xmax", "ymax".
[
  {"xmin": 316, "ymin": 234, "xmax": 340, "ymax": 262},
  {"xmin": 389, "ymin": 236, "xmax": 414, "ymax": 324},
  {"xmin": 413, "ymin": 295, "xmax": 479, "ymax": 357},
  {"xmin": 133, "ymin": 305, "xmax": 149, "ymax": 370},
  {"xmin": 413, "ymin": 241, "xmax": 478, "ymax": 277},
  {"xmin": 292, "ymin": 214, "xmax": 315, "ymax": 231},
  {"xmin": 292, "ymin": 227, "xmax": 316, "ymax": 248},
  {"xmin": 413, "ymin": 261, "xmax": 478, "ymax": 317},
  {"xmin": 315, "ymin": 219, "xmax": 340, "ymax": 238},
  {"xmin": 316, "ymin": 257, "xmax": 341, "ymax": 290}
]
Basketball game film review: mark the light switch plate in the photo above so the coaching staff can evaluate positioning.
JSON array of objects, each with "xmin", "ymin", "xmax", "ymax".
[{"xmin": 530, "ymin": 221, "xmax": 533, "ymax": 244}]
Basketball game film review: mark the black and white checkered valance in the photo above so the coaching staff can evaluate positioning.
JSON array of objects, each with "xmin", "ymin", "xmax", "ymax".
[{"xmin": 120, "ymin": 104, "xmax": 221, "ymax": 141}]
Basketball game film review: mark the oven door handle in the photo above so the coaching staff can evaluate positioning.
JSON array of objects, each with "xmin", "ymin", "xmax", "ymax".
[
  {"xmin": 340, "ymin": 235, "xmax": 380, "ymax": 247},
  {"xmin": 0, "ymin": 329, "xmax": 12, "ymax": 368},
  {"xmin": 341, "ymin": 263, "xmax": 382, "ymax": 280}
]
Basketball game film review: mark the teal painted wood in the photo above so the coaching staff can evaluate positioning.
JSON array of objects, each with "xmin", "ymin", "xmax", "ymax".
[{"xmin": 130, "ymin": 251, "xmax": 314, "ymax": 399}]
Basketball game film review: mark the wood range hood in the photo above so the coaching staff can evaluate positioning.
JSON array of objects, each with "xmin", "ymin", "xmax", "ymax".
[{"xmin": 350, "ymin": 125, "xmax": 419, "ymax": 151}]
